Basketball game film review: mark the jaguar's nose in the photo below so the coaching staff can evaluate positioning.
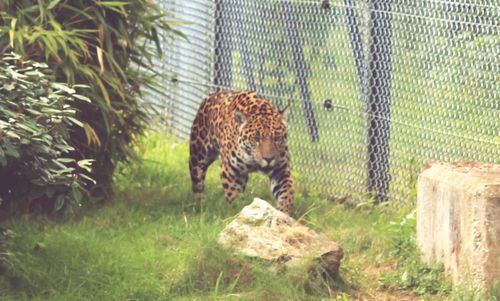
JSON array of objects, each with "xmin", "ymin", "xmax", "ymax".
[{"xmin": 263, "ymin": 157, "xmax": 273, "ymax": 165}]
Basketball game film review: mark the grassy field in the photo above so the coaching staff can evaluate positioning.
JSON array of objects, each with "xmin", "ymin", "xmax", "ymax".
[{"xmin": 1, "ymin": 132, "xmax": 496, "ymax": 300}]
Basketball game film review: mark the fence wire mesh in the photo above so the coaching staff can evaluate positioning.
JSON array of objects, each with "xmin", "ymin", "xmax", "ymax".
[{"xmin": 154, "ymin": 0, "xmax": 499, "ymax": 203}]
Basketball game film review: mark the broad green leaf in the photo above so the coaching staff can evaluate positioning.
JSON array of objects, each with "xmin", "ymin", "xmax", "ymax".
[
  {"xmin": 72, "ymin": 94, "xmax": 91, "ymax": 103},
  {"xmin": 80, "ymin": 173, "xmax": 96, "ymax": 184},
  {"xmin": 57, "ymin": 158, "xmax": 75, "ymax": 163},
  {"xmin": 83, "ymin": 122, "xmax": 101, "ymax": 147},
  {"xmin": 77, "ymin": 159, "xmax": 94, "ymax": 172},
  {"xmin": 5, "ymin": 131, "xmax": 21, "ymax": 139},
  {"xmin": 41, "ymin": 107, "xmax": 63, "ymax": 114},
  {"xmin": 67, "ymin": 116, "xmax": 84, "ymax": 127},
  {"xmin": 47, "ymin": 0, "xmax": 61, "ymax": 10},
  {"xmin": 0, "ymin": 121, "xmax": 9, "ymax": 129},
  {"xmin": 9, "ymin": 18, "xmax": 17, "ymax": 48},
  {"xmin": 96, "ymin": 46, "xmax": 105, "ymax": 75},
  {"xmin": 93, "ymin": 76, "xmax": 110, "ymax": 106},
  {"xmin": 151, "ymin": 27, "xmax": 162, "ymax": 58},
  {"xmin": 15, "ymin": 122, "xmax": 37, "ymax": 133},
  {"xmin": 4, "ymin": 144, "xmax": 20, "ymax": 158},
  {"xmin": 54, "ymin": 195, "xmax": 66, "ymax": 211},
  {"xmin": 24, "ymin": 70, "xmax": 44, "ymax": 77},
  {"xmin": 32, "ymin": 62, "xmax": 48, "ymax": 68},
  {"xmin": 97, "ymin": 1, "xmax": 129, "ymax": 8},
  {"xmin": 71, "ymin": 188, "xmax": 82, "ymax": 203},
  {"xmin": 71, "ymin": 84, "xmax": 91, "ymax": 89},
  {"xmin": 51, "ymin": 82, "xmax": 75, "ymax": 94},
  {"xmin": 3, "ymin": 83, "xmax": 15, "ymax": 91},
  {"xmin": 54, "ymin": 167, "xmax": 75, "ymax": 174}
]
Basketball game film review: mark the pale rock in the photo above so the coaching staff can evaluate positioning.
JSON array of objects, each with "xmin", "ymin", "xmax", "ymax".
[{"xmin": 218, "ymin": 198, "xmax": 343, "ymax": 278}]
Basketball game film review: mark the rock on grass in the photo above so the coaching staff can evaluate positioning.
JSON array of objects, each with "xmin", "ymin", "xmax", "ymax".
[{"xmin": 218, "ymin": 198, "xmax": 343, "ymax": 279}]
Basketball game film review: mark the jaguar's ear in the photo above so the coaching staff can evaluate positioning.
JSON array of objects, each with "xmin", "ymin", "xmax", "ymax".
[
  {"xmin": 279, "ymin": 105, "xmax": 290, "ymax": 121},
  {"xmin": 234, "ymin": 110, "xmax": 246, "ymax": 125}
]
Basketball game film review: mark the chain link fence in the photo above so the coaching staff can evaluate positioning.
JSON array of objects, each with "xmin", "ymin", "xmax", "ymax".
[{"xmin": 153, "ymin": 0, "xmax": 499, "ymax": 203}]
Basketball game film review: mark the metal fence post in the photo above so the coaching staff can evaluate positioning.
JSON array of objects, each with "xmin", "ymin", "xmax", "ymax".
[
  {"xmin": 367, "ymin": 0, "xmax": 393, "ymax": 202},
  {"xmin": 214, "ymin": 0, "xmax": 232, "ymax": 90},
  {"xmin": 345, "ymin": 0, "xmax": 368, "ymax": 95},
  {"xmin": 281, "ymin": 2, "xmax": 319, "ymax": 143}
]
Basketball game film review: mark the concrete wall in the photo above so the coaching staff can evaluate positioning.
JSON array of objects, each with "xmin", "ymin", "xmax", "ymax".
[{"xmin": 417, "ymin": 162, "xmax": 499, "ymax": 293}]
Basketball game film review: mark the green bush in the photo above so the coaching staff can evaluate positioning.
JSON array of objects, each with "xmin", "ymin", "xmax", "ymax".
[
  {"xmin": 378, "ymin": 210, "xmax": 451, "ymax": 296},
  {"xmin": 0, "ymin": 53, "xmax": 93, "ymax": 214},
  {"xmin": 0, "ymin": 0, "xmax": 178, "ymax": 201}
]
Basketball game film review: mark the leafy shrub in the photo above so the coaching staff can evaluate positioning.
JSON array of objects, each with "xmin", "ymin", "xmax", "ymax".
[
  {"xmin": 378, "ymin": 210, "xmax": 451, "ymax": 295},
  {"xmin": 0, "ymin": 53, "xmax": 93, "ymax": 214},
  {"xmin": 0, "ymin": 0, "xmax": 178, "ymax": 200}
]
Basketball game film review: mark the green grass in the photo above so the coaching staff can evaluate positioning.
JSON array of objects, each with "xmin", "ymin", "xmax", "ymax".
[{"xmin": 0, "ymin": 132, "xmax": 495, "ymax": 300}]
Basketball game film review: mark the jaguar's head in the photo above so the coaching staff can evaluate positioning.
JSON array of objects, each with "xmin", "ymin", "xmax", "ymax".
[{"xmin": 235, "ymin": 106, "xmax": 289, "ymax": 168}]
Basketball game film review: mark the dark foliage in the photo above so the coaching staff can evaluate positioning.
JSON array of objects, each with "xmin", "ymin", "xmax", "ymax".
[
  {"xmin": 0, "ymin": 53, "xmax": 93, "ymax": 214},
  {"xmin": 0, "ymin": 0, "xmax": 178, "ymax": 203}
]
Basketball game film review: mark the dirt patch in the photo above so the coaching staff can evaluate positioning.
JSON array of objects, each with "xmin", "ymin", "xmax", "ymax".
[{"xmin": 353, "ymin": 261, "xmax": 424, "ymax": 301}]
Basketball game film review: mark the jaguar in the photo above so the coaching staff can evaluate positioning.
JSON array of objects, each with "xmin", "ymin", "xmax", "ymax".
[{"xmin": 189, "ymin": 90, "xmax": 294, "ymax": 215}]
